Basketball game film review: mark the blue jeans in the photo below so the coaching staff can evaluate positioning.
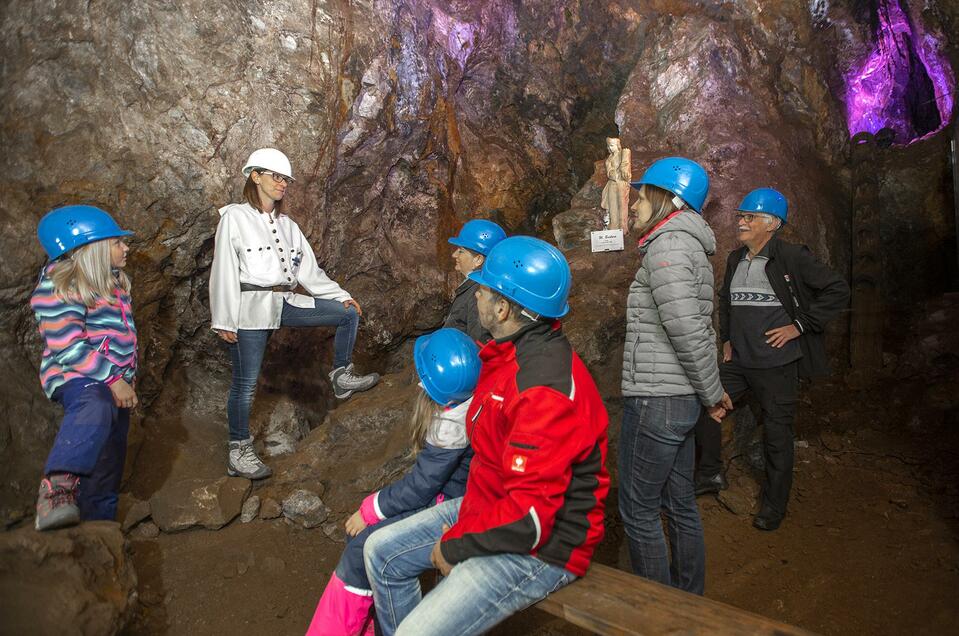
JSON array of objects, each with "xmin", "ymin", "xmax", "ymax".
[
  {"xmin": 363, "ymin": 497, "xmax": 576, "ymax": 636},
  {"xmin": 44, "ymin": 378, "xmax": 130, "ymax": 520},
  {"xmin": 227, "ymin": 299, "xmax": 358, "ymax": 441},
  {"xmin": 618, "ymin": 395, "xmax": 705, "ymax": 594}
]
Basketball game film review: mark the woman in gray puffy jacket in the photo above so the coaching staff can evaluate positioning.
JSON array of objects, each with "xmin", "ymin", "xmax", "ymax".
[{"xmin": 618, "ymin": 157, "xmax": 731, "ymax": 595}]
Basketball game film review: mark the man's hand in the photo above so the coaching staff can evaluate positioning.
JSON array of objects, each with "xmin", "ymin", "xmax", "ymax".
[
  {"xmin": 215, "ymin": 329, "xmax": 238, "ymax": 344},
  {"xmin": 109, "ymin": 379, "xmax": 138, "ymax": 409},
  {"xmin": 765, "ymin": 324, "xmax": 800, "ymax": 348},
  {"xmin": 722, "ymin": 341, "xmax": 733, "ymax": 362},
  {"xmin": 430, "ymin": 524, "xmax": 453, "ymax": 576},
  {"xmin": 343, "ymin": 298, "xmax": 363, "ymax": 316},
  {"xmin": 345, "ymin": 510, "xmax": 367, "ymax": 537}
]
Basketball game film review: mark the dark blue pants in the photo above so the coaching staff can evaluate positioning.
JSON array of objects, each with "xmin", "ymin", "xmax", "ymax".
[
  {"xmin": 618, "ymin": 395, "xmax": 705, "ymax": 594},
  {"xmin": 227, "ymin": 299, "xmax": 359, "ymax": 441},
  {"xmin": 335, "ymin": 507, "xmax": 422, "ymax": 592},
  {"xmin": 44, "ymin": 378, "xmax": 130, "ymax": 521}
]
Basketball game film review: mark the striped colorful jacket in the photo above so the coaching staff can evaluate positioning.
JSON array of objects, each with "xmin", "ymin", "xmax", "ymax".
[{"xmin": 30, "ymin": 264, "xmax": 138, "ymax": 399}]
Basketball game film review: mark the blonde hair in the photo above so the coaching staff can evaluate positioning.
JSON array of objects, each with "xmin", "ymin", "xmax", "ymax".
[
  {"xmin": 51, "ymin": 239, "xmax": 130, "ymax": 307},
  {"xmin": 634, "ymin": 184, "xmax": 681, "ymax": 237},
  {"xmin": 409, "ymin": 389, "xmax": 442, "ymax": 455}
]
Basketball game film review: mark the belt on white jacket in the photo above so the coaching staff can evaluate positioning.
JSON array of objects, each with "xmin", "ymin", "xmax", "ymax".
[{"xmin": 239, "ymin": 283, "xmax": 295, "ymax": 293}]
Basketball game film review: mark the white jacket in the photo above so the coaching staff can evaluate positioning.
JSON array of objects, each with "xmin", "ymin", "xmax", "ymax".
[{"xmin": 209, "ymin": 203, "xmax": 352, "ymax": 332}]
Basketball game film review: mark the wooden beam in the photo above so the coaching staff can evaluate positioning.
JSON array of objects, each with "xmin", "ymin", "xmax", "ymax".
[{"xmin": 534, "ymin": 563, "xmax": 817, "ymax": 636}]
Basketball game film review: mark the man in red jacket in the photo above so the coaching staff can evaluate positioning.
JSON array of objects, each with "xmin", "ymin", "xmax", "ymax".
[{"xmin": 364, "ymin": 236, "xmax": 610, "ymax": 636}]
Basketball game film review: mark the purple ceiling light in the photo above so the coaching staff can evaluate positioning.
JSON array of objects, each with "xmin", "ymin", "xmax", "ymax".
[{"xmin": 844, "ymin": 0, "xmax": 954, "ymax": 144}]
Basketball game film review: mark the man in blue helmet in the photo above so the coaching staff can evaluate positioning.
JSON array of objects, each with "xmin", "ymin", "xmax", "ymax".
[
  {"xmin": 444, "ymin": 219, "xmax": 507, "ymax": 342},
  {"xmin": 364, "ymin": 236, "xmax": 609, "ymax": 636},
  {"xmin": 695, "ymin": 188, "xmax": 849, "ymax": 531}
]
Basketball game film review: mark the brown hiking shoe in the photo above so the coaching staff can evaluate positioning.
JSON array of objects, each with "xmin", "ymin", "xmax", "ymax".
[{"xmin": 35, "ymin": 473, "xmax": 80, "ymax": 531}]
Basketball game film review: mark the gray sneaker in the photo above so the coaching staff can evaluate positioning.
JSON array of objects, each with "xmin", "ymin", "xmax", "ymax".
[
  {"xmin": 329, "ymin": 363, "xmax": 380, "ymax": 400},
  {"xmin": 228, "ymin": 438, "xmax": 273, "ymax": 480},
  {"xmin": 35, "ymin": 473, "xmax": 81, "ymax": 531}
]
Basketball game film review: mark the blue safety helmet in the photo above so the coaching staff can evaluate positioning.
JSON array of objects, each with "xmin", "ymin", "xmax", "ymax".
[
  {"xmin": 414, "ymin": 328, "xmax": 481, "ymax": 406},
  {"xmin": 448, "ymin": 219, "xmax": 507, "ymax": 256},
  {"xmin": 737, "ymin": 188, "xmax": 788, "ymax": 224},
  {"xmin": 630, "ymin": 157, "xmax": 710, "ymax": 213},
  {"xmin": 37, "ymin": 205, "xmax": 133, "ymax": 260},
  {"xmin": 468, "ymin": 235, "xmax": 571, "ymax": 319}
]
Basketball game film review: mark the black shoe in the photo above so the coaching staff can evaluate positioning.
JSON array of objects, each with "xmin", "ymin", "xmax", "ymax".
[
  {"xmin": 694, "ymin": 472, "xmax": 728, "ymax": 496},
  {"xmin": 752, "ymin": 514, "xmax": 783, "ymax": 531}
]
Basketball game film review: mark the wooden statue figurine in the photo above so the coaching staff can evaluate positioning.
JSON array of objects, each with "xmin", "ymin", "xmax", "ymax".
[{"xmin": 601, "ymin": 137, "xmax": 631, "ymax": 234}]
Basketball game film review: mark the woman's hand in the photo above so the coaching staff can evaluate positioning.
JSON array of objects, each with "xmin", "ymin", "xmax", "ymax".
[
  {"xmin": 345, "ymin": 510, "xmax": 367, "ymax": 537},
  {"xmin": 707, "ymin": 392, "xmax": 733, "ymax": 423},
  {"xmin": 215, "ymin": 329, "xmax": 238, "ymax": 344},
  {"xmin": 343, "ymin": 299, "xmax": 362, "ymax": 316},
  {"xmin": 109, "ymin": 379, "xmax": 139, "ymax": 409}
]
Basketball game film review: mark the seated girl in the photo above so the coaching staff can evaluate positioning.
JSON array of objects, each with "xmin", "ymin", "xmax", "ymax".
[{"xmin": 305, "ymin": 328, "xmax": 481, "ymax": 636}]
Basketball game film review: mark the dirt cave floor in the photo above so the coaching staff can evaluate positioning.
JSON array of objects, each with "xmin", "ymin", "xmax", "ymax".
[{"xmin": 121, "ymin": 375, "xmax": 959, "ymax": 636}]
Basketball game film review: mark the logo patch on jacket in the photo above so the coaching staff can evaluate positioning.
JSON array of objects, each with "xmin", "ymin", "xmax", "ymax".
[{"xmin": 511, "ymin": 454, "xmax": 528, "ymax": 473}]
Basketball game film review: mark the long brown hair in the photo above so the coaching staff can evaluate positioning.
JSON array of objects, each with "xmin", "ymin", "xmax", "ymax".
[
  {"xmin": 51, "ymin": 239, "xmax": 130, "ymax": 307},
  {"xmin": 243, "ymin": 173, "xmax": 285, "ymax": 214},
  {"xmin": 409, "ymin": 389, "xmax": 442, "ymax": 455},
  {"xmin": 634, "ymin": 184, "xmax": 681, "ymax": 238}
]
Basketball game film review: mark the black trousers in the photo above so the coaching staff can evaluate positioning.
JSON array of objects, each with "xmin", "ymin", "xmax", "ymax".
[{"xmin": 695, "ymin": 361, "xmax": 799, "ymax": 518}]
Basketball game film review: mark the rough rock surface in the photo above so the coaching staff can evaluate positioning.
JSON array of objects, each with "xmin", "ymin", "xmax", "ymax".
[
  {"xmin": 260, "ymin": 397, "xmax": 313, "ymax": 457},
  {"xmin": 241, "ymin": 495, "xmax": 261, "ymax": 524},
  {"xmin": 260, "ymin": 498, "xmax": 283, "ymax": 520},
  {"xmin": 121, "ymin": 497, "xmax": 153, "ymax": 533},
  {"xmin": 282, "ymin": 489, "xmax": 330, "ymax": 529},
  {"xmin": 149, "ymin": 476, "xmax": 251, "ymax": 532},
  {"xmin": 0, "ymin": 522, "xmax": 137, "ymax": 635}
]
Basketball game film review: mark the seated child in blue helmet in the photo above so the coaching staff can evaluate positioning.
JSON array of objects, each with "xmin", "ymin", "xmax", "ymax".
[
  {"xmin": 444, "ymin": 219, "xmax": 506, "ymax": 342},
  {"xmin": 30, "ymin": 205, "xmax": 138, "ymax": 531},
  {"xmin": 305, "ymin": 328, "xmax": 481, "ymax": 636}
]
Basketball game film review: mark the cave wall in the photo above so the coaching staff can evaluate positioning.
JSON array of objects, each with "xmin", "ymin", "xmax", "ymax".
[{"xmin": 0, "ymin": 0, "xmax": 956, "ymax": 524}]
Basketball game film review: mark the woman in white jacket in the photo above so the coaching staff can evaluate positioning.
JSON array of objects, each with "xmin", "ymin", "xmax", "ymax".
[{"xmin": 210, "ymin": 148, "xmax": 379, "ymax": 479}]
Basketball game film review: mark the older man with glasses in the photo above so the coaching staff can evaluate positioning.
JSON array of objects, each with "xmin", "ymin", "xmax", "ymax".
[{"xmin": 694, "ymin": 188, "xmax": 849, "ymax": 531}]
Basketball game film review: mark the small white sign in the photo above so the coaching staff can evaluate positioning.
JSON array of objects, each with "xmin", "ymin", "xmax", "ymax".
[{"xmin": 590, "ymin": 229, "xmax": 624, "ymax": 252}]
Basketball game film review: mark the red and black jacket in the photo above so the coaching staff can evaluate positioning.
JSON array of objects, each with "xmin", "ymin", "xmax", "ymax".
[{"xmin": 440, "ymin": 320, "xmax": 610, "ymax": 576}]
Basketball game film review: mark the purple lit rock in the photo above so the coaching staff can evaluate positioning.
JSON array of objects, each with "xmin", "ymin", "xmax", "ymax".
[{"xmin": 843, "ymin": 0, "xmax": 954, "ymax": 144}]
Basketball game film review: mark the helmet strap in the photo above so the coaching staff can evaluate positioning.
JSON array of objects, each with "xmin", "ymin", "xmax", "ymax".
[
  {"xmin": 671, "ymin": 195, "xmax": 685, "ymax": 210},
  {"xmin": 520, "ymin": 308, "xmax": 541, "ymax": 322}
]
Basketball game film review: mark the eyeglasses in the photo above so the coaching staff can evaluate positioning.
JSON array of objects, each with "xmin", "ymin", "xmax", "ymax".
[
  {"xmin": 257, "ymin": 170, "xmax": 293, "ymax": 185},
  {"xmin": 735, "ymin": 213, "xmax": 760, "ymax": 224}
]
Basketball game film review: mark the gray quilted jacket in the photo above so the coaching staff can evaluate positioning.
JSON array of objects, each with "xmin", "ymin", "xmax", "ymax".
[{"xmin": 621, "ymin": 210, "xmax": 723, "ymax": 406}]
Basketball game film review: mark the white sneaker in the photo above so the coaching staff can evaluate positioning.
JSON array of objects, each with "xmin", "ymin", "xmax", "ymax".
[
  {"xmin": 227, "ymin": 438, "xmax": 272, "ymax": 480},
  {"xmin": 329, "ymin": 363, "xmax": 380, "ymax": 399}
]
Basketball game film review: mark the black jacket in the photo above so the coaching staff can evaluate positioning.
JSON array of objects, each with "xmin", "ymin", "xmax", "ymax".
[
  {"xmin": 444, "ymin": 278, "xmax": 492, "ymax": 343},
  {"xmin": 719, "ymin": 237, "xmax": 850, "ymax": 378}
]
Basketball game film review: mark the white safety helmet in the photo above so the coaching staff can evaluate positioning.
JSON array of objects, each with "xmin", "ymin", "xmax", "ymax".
[{"xmin": 242, "ymin": 148, "xmax": 295, "ymax": 181}]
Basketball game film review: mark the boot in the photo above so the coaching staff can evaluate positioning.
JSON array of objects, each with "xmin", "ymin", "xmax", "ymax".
[
  {"xmin": 35, "ymin": 473, "xmax": 80, "ymax": 531},
  {"xmin": 329, "ymin": 364, "xmax": 380, "ymax": 400},
  {"xmin": 694, "ymin": 471, "xmax": 728, "ymax": 497},
  {"xmin": 227, "ymin": 437, "xmax": 272, "ymax": 480},
  {"xmin": 306, "ymin": 572, "xmax": 374, "ymax": 636}
]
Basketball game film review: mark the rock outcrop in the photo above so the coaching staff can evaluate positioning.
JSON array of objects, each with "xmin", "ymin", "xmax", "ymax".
[{"xmin": 0, "ymin": 522, "xmax": 138, "ymax": 635}]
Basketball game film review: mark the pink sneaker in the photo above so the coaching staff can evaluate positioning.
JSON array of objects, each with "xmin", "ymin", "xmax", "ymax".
[{"xmin": 35, "ymin": 473, "xmax": 80, "ymax": 531}]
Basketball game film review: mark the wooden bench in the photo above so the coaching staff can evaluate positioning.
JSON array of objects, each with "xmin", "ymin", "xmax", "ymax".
[{"xmin": 534, "ymin": 563, "xmax": 817, "ymax": 635}]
